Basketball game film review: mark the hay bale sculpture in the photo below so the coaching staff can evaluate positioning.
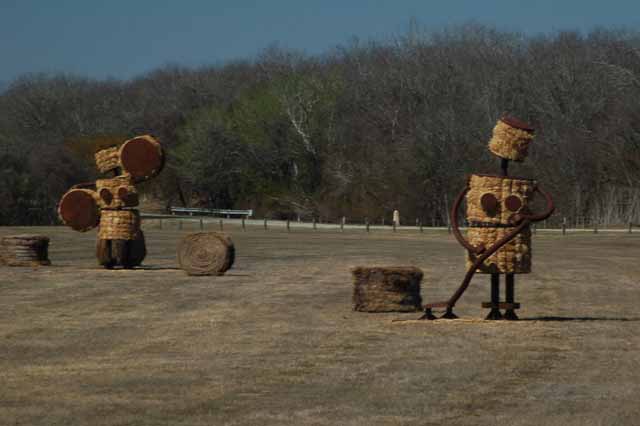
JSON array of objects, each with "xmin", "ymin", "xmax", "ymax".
[
  {"xmin": 352, "ymin": 266, "xmax": 423, "ymax": 312},
  {"xmin": 0, "ymin": 235, "xmax": 51, "ymax": 266},
  {"xmin": 177, "ymin": 232, "xmax": 235, "ymax": 276},
  {"xmin": 58, "ymin": 135, "xmax": 164, "ymax": 268},
  {"xmin": 422, "ymin": 116, "xmax": 555, "ymax": 320}
]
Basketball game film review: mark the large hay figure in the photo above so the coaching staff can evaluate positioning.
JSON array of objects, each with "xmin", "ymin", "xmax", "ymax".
[
  {"xmin": 58, "ymin": 135, "xmax": 164, "ymax": 268},
  {"xmin": 423, "ymin": 116, "xmax": 554, "ymax": 320}
]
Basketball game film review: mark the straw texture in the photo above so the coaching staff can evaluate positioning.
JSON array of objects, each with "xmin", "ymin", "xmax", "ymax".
[
  {"xmin": 488, "ymin": 119, "xmax": 534, "ymax": 161},
  {"xmin": 177, "ymin": 232, "xmax": 234, "ymax": 276},
  {"xmin": 94, "ymin": 146, "xmax": 121, "ymax": 174},
  {"xmin": 352, "ymin": 266, "xmax": 423, "ymax": 312},
  {"xmin": 465, "ymin": 174, "xmax": 535, "ymax": 274},
  {"xmin": 466, "ymin": 174, "xmax": 535, "ymax": 224},
  {"xmin": 466, "ymin": 227, "xmax": 532, "ymax": 273},
  {"xmin": 95, "ymin": 175, "xmax": 138, "ymax": 208},
  {"xmin": 0, "ymin": 235, "xmax": 51, "ymax": 266},
  {"xmin": 98, "ymin": 209, "xmax": 140, "ymax": 240}
]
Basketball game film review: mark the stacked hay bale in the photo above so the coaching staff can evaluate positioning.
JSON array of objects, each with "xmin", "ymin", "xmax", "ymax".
[
  {"xmin": 58, "ymin": 135, "xmax": 164, "ymax": 269},
  {"xmin": 352, "ymin": 266, "xmax": 423, "ymax": 312},
  {"xmin": 0, "ymin": 235, "xmax": 51, "ymax": 266}
]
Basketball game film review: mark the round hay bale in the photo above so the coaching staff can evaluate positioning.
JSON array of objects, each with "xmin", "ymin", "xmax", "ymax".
[
  {"xmin": 95, "ymin": 175, "xmax": 138, "ymax": 208},
  {"xmin": 119, "ymin": 135, "xmax": 164, "ymax": 182},
  {"xmin": 351, "ymin": 266, "xmax": 423, "ymax": 312},
  {"xmin": 58, "ymin": 189, "xmax": 100, "ymax": 232},
  {"xmin": 177, "ymin": 232, "xmax": 234, "ymax": 276},
  {"xmin": 0, "ymin": 235, "xmax": 51, "ymax": 266},
  {"xmin": 94, "ymin": 145, "xmax": 121, "ymax": 174}
]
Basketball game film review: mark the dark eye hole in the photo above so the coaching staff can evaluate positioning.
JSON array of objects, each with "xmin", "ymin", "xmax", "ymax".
[
  {"xmin": 505, "ymin": 195, "xmax": 523, "ymax": 212},
  {"xmin": 480, "ymin": 193, "xmax": 499, "ymax": 216},
  {"xmin": 118, "ymin": 187, "xmax": 128, "ymax": 199},
  {"xmin": 99, "ymin": 188, "xmax": 113, "ymax": 205}
]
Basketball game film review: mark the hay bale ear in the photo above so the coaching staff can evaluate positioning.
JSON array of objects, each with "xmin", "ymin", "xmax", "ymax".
[
  {"xmin": 118, "ymin": 135, "xmax": 164, "ymax": 182},
  {"xmin": 58, "ymin": 189, "xmax": 100, "ymax": 232}
]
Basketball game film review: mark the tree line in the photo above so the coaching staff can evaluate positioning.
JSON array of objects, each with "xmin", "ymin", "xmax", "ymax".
[{"xmin": 1, "ymin": 23, "xmax": 640, "ymax": 227}]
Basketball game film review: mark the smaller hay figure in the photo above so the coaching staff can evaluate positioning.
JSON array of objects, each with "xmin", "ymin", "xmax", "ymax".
[
  {"xmin": 352, "ymin": 266, "xmax": 423, "ymax": 312},
  {"xmin": 177, "ymin": 232, "xmax": 235, "ymax": 276}
]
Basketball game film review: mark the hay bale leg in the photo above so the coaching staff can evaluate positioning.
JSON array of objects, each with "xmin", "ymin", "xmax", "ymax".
[
  {"xmin": 352, "ymin": 266, "xmax": 423, "ymax": 312},
  {"xmin": 96, "ymin": 239, "xmax": 115, "ymax": 268},
  {"xmin": 127, "ymin": 231, "xmax": 146, "ymax": 267}
]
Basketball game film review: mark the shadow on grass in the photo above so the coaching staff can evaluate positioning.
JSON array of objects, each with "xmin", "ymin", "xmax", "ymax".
[{"xmin": 522, "ymin": 316, "xmax": 640, "ymax": 322}]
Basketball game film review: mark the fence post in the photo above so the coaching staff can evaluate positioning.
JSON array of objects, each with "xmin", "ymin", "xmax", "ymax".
[
  {"xmin": 200, "ymin": 218, "xmax": 204, "ymax": 230},
  {"xmin": 365, "ymin": 217, "xmax": 370, "ymax": 233},
  {"xmin": 562, "ymin": 217, "xmax": 567, "ymax": 236},
  {"xmin": 594, "ymin": 222, "xmax": 598, "ymax": 234},
  {"xmin": 178, "ymin": 220, "xmax": 182, "ymax": 230},
  {"xmin": 159, "ymin": 218, "xmax": 163, "ymax": 230},
  {"xmin": 264, "ymin": 218, "xmax": 268, "ymax": 230},
  {"xmin": 286, "ymin": 219, "xmax": 290, "ymax": 232},
  {"xmin": 393, "ymin": 222, "xmax": 397, "ymax": 232},
  {"xmin": 629, "ymin": 222, "xmax": 633, "ymax": 234},
  {"xmin": 242, "ymin": 218, "xmax": 246, "ymax": 231},
  {"xmin": 313, "ymin": 218, "xmax": 317, "ymax": 230},
  {"xmin": 219, "ymin": 219, "xmax": 223, "ymax": 231},
  {"xmin": 340, "ymin": 216, "xmax": 345, "ymax": 232}
]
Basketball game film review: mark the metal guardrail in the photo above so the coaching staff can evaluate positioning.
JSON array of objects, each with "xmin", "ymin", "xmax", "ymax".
[{"xmin": 169, "ymin": 207, "xmax": 253, "ymax": 218}]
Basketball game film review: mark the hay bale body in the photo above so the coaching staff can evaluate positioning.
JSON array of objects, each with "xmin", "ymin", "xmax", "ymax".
[
  {"xmin": 58, "ymin": 189, "xmax": 100, "ymax": 232},
  {"xmin": 98, "ymin": 209, "xmax": 140, "ymax": 240},
  {"xmin": 466, "ymin": 174, "xmax": 535, "ymax": 274},
  {"xmin": 352, "ymin": 266, "xmax": 423, "ymax": 312},
  {"xmin": 95, "ymin": 175, "xmax": 138, "ymax": 208},
  {"xmin": 0, "ymin": 235, "xmax": 51, "ymax": 266},
  {"xmin": 177, "ymin": 232, "xmax": 234, "ymax": 276}
]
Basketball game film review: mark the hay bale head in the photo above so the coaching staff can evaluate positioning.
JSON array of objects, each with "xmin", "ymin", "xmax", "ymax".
[
  {"xmin": 177, "ymin": 232, "xmax": 235, "ymax": 276},
  {"xmin": 352, "ymin": 266, "xmax": 423, "ymax": 312}
]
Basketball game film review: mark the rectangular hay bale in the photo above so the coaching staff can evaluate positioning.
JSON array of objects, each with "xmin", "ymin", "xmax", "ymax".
[{"xmin": 352, "ymin": 266, "xmax": 423, "ymax": 312}]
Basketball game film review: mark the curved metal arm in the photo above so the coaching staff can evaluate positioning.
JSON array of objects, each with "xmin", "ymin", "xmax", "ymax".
[
  {"xmin": 514, "ymin": 185, "xmax": 555, "ymax": 224},
  {"xmin": 450, "ymin": 185, "xmax": 484, "ymax": 254}
]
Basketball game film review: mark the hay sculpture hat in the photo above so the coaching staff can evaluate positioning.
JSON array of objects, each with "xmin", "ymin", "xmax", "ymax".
[{"xmin": 488, "ymin": 115, "xmax": 535, "ymax": 162}]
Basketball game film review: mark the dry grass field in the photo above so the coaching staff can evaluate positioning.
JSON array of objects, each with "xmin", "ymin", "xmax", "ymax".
[{"xmin": 1, "ymin": 223, "xmax": 639, "ymax": 425}]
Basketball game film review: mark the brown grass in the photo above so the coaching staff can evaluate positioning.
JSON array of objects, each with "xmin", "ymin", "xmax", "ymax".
[{"xmin": 1, "ymin": 224, "xmax": 639, "ymax": 425}]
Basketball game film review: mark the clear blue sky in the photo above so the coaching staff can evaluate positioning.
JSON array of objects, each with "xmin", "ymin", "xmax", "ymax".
[{"xmin": 1, "ymin": 0, "xmax": 639, "ymax": 83}]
